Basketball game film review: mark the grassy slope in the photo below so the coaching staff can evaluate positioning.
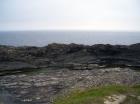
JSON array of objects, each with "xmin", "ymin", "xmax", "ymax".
[{"xmin": 54, "ymin": 85, "xmax": 140, "ymax": 104}]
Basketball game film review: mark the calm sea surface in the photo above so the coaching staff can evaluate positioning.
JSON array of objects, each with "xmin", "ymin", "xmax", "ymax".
[{"xmin": 0, "ymin": 31, "xmax": 140, "ymax": 46}]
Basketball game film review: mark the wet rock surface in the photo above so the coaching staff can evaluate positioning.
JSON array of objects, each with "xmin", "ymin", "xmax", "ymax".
[{"xmin": 0, "ymin": 68, "xmax": 140, "ymax": 104}]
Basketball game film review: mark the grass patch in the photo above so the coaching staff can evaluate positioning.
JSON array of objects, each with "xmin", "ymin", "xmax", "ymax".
[{"xmin": 53, "ymin": 85, "xmax": 140, "ymax": 104}]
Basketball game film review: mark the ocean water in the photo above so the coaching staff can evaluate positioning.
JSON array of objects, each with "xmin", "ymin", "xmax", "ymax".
[{"xmin": 0, "ymin": 31, "xmax": 140, "ymax": 46}]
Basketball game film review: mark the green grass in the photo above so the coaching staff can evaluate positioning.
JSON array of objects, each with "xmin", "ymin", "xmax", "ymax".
[{"xmin": 53, "ymin": 85, "xmax": 140, "ymax": 104}]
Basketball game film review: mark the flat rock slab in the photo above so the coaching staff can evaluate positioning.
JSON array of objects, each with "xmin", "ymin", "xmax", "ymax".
[
  {"xmin": 0, "ymin": 62, "xmax": 37, "ymax": 71},
  {"xmin": 0, "ymin": 68, "xmax": 140, "ymax": 104},
  {"xmin": 104, "ymin": 95, "xmax": 126, "ymax": 104}
]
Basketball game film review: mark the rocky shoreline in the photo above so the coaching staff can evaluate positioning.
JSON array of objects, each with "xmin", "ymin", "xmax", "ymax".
[
  {"xmin": 0, "ymin": 67, "xmax": 140, "ymax": 104},
  {"xmin": 0, "ymin": 43, "xmax": 140, "ymax": 104},
  {"xmin": 0, "ymin": 43, "xmax": 140, "ymax": 72}
]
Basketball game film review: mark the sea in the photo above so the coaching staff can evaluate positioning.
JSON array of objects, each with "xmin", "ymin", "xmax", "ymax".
[{"xmin": 0, "ymin": 31, "xmax": 140, "ymax": 46}]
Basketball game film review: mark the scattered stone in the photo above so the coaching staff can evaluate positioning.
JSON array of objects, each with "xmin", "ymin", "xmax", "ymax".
[
  {"xmin": 104, "ymin": 94, "xmax": 126, "ymax": 104},
  {"xmin": 22, "ymin": 98, "xmax": 33, "ymax": 102},
  {"xmin": 137, "ymin": 96, "xmax": 140, "ymax": 100}
]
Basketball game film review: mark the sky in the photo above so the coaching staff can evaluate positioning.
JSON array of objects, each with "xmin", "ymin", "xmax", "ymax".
[{"xmin": 0, "ymin": 0, "xmax": 140, "ymax": 31}]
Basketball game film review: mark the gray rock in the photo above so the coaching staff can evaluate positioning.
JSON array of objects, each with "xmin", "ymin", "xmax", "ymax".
[
  {"xmin": 0, "ymin": 62, "xmax": 37, "ymax": 71},
  {"xmin": 0, "ymin": 43, "xmax": 140, "ymax": 71}
]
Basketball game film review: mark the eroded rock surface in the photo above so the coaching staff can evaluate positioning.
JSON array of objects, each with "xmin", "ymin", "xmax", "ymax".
[
  {"xmin": 0, "ymin": 43, "xmax": 140, "ymax": 104},
  {"xmin": 0, "ymin": 68, "xmax": 140, "ymax": 104},
  {"xmin": 0, "ymin": 43, "xmax": 140, "ymax": 71}
]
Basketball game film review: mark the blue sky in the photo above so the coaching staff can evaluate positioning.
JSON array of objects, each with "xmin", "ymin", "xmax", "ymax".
[{"xmin": 0, "ymin": 0, "xmax": 140, "ymax": 31}]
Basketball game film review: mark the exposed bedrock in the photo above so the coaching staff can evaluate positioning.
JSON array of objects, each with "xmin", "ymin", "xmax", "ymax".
[{"xmin": 0, "ymin": 43, "xmax": 140, "ymax": 71}]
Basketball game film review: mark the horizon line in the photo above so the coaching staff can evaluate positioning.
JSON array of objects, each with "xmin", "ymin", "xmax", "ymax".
[{"xmin": 0, "ymin": 29, "xmax": 140, "ymax": 33}]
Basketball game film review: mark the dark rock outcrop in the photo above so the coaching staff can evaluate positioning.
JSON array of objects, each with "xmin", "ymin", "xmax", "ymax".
[{"xmin": 0, "ymin": 43, "xmax": 140, "ymax": 71}]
